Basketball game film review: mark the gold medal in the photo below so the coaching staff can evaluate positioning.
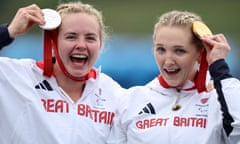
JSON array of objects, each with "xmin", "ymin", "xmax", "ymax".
[{"xmin": 192, "ymin": 21, "xmax": 212, "ymax": 38}]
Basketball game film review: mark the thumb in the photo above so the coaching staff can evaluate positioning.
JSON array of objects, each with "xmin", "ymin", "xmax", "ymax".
[{"xmin": 201, "ymin": 36, "xmax": 214, "ymax": 53}]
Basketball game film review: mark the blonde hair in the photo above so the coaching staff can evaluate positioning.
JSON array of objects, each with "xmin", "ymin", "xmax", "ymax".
[
  {"xmin": 56, "ymin": 1, "xmax": 107, "ymax": 43},
  {"xmin": 153, "ymin": 10, "xmax": 203, "ymax": 50}
]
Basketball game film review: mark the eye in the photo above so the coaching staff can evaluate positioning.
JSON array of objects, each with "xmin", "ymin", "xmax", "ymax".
[
  {"xmin": 86, "ymin": 34, "xmax": 98, "ymax": 43},
  {"xmin": 155, "ymin": 46, "xmax": 165, "ymax": 54},
  {"xmin": 175, "ymin": 48, "xmax": 186, "ymax": 55},
  {"xmin": 65, "ymin": 34, "xmax": 77, "ymax": 40},
  {"xmin": 86, "ymin": 36, "xmax": 97, "ymax": 41}
]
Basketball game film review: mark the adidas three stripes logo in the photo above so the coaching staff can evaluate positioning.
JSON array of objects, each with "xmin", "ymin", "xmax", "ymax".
[
  {"xmin": 138, "ymin": 102, "xmax": 156, "ymax": 115},
  {"xmin": 35, "ymin": 80, "xmax": 53, "ymax": 91}
]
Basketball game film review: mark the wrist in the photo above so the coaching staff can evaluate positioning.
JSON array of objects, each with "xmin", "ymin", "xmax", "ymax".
[
  {"xmin": 0, "ymin": 24, "xmax": 14, "ymax": 48},
  {"xmin": 209, "ymin": 59, "xmax": 232, "ymax": 80},
  {"xmin": 7, "ymin": 24, "xmax": 17, "ymax": 38}
]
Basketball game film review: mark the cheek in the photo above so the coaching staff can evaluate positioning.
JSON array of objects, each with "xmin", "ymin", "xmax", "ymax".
[
  {"xmin": 181, "ymin": 57, "xmax": 198, "ymax": 76},
  {"xmin": 57, "ymin": 39, "xmax": 73, "ymax": 56},
  {"xmin": 154, "ymin": 53, "xmax": 164, "ymax": 69},
  {"xmin": 89, "ymin": 45, "xmax": 101, "ymax": 60},
  {"xmin": 56, "ymin": 46, "xmax": 70, "ymax": 62},
  {"xmin": 182, "ymin": 57, "xmax": 195, "ymax": 68},
  {"xmin": 57, "ymin": 46, "xmax": 66, "ymax": 57}
]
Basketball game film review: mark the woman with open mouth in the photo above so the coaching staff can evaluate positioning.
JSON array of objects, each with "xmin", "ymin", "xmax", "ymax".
[
  {"xmin": 107, "ymin": 10, "xmax": 240, "ymax": 144},
  {"xmin": 0, "ymin": 1, "xmax": 125, "ymax": 144}
]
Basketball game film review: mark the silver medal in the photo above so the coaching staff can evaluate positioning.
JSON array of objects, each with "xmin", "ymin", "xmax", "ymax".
[{"xmin": 39, "ymin": 8, "xmax": 61, "ymax": 30}]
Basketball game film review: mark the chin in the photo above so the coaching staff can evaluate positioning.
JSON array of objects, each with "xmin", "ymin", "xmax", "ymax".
[{"xmin": 166, "ymin": 79, "xmax": 177, "ymax": 85}]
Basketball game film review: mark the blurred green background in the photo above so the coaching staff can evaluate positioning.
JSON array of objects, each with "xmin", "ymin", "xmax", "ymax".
[
  {"xmin": 1, "ymin": 0, "xmax": 239, "ymax": 38},
  {"xmin": 1, "ymin": 0, "xmax": 240, "ymax": 88},
  {"xmin": 0, "ymin": 0, "xmax": 240, "ymax": 36}
]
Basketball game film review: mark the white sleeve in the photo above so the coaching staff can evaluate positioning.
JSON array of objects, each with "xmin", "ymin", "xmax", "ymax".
[
  {"xmin": 106, "ymin": 113, "xmax": 127, "ymax": 144},
  {"xmin": 106, "ymin": 93, "xmax": 129, "ymax": 144},
  {"xmin": 209, "ymin": 59, "xmax": 240, "ymax": 143},
  {"xmin": 220, "ymin": 78, "xmax": 240, "ymax": 144}
]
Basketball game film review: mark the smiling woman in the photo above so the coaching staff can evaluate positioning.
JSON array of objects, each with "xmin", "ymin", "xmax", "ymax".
[
  {"xmin": 0, "ymin": 1, "xmax": 126, "ymax": 144},
  {"xmin": 107, "ymin": 10, "xmax": 240, "ymax": 144}
]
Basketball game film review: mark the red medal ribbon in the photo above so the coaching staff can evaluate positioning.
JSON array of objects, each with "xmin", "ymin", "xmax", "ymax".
[
  {"xmin": 42, "ymin": 30, "xmax": 96, "ymax": 81},
  {"xmin": 158, "ymin": 50, "xmax": 208, "ymax": 93}
]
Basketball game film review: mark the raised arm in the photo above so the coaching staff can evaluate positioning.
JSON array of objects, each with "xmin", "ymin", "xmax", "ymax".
[
  {"xmin": 202, "ymin": 34, "xmax": 240, "ymax": 144},
  {"xmin": 0, "ymin": 4, "xmax": 45, "ymax": 49}
]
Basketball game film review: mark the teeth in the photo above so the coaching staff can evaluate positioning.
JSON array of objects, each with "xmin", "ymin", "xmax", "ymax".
[
  {"xmin": 165, "ymin": 68, "xmax": 181, "ymax": 73},
  {"xmin": 166, "ymin": 69, "xmax": 177, "ymax": 72},
  {"xmin": 71, "ymin": 54, "xmax": 87, "ymax": 59}
]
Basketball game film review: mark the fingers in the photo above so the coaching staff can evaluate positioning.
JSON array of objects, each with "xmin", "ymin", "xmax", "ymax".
[
  {"xmin": 200, "ymin": 34, "xmax": 230, "ymax": 65},
  {"xmin": 211, "ymin": 34, "xmax": 228, "ymax": 43},
  {"xmin": 202, "ymin": 34, "xmax": 231, "ymax": 52},
  {"xmin": 18, "ymin": 4, "xmax": 45, "ymax": 25},
  {"xmin": 200, "ymin": 35, "xmax": 216, "ymax": 48},
  {"xmin": 8, "ymin": 4, "xmax": 45, "ymax": 38}
]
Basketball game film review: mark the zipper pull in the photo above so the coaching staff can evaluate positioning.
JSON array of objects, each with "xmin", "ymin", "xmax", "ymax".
[{"xmin": 172, "ymin": 91, "xmax": 181, "ymax": 111}]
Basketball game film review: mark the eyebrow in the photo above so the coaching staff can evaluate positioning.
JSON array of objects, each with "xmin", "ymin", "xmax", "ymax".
[
  {"xmin": 63, "ymin": 31, "xmax": 97, "ymax": 36},
  {"xmin": 63, "ymin": 32, "xmax": 77, "ymax": 36},
  {"xmin": 86, "ymin": 33, "xmax": 97, "ymax": 37},
  {"xmin": 154, "ymin": 43, "xmax": 164, "ymax": 47}
]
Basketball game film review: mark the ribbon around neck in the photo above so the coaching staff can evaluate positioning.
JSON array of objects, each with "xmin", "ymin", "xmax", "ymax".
[
  {"xmin": 43, "ymin": 30, "xmax": 96, "ymax": 81},
  {"xmin": 158, "ymin": 50, "xmax": 208, "ymax": 93}
]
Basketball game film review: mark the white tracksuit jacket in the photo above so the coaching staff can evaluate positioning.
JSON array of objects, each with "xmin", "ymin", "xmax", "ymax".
[
  {"xmin": 0, "ymin": 57, "xmax": 125, "ymax": 144},
  {"xmin": 107, "ymin": 59, "xmax": 240, "ymax": 144}
]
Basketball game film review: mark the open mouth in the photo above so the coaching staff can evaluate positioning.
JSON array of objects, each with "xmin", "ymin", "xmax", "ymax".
[
  {"xmin": 70, "ymin": 54, "xmax": 88, "ymax": 63},
  {"xmin": 164, "ymin": 68, "xmax": 181, "ymax": 75}
]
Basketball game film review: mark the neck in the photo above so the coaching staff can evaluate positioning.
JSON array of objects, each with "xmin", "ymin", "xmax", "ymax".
[{"xmin": 54, "ymin": 65, "xmax": 86, "ymax": 102}]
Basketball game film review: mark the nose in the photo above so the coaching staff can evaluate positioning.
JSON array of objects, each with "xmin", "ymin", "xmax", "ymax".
[
  {"xmin": 164, "ymin": 53, "xmax": 175, "ymax": 66},
  {"xmin": 76, "ymin": 37, "xmax": 87, "ymax": 50}
]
